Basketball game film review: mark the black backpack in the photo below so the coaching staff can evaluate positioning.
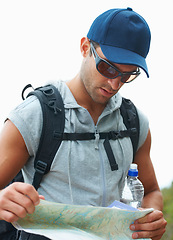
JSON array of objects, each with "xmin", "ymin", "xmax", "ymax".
[
  {"xmin": 0, "ymin": 84, "xmax": 65, "ymax": 240},
  {"xmin": 0, "ymin": 84, "xmax": 139, "ymax": 240}
]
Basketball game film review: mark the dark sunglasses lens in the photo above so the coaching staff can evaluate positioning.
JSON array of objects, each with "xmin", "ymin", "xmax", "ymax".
[
  {"xmin": 97, "ymin": 61, "xmax": 119, "ymax": 78},
  {"xmin": 121, "ymin": 74, "xmax": 137, "ymax": 83},
  {"xmin": 121, "ymin": 74, "xmax": 131, "ymax": 83}
]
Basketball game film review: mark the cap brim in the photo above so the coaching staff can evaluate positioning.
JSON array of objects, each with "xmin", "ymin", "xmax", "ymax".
[{"xmin": 100, "ymin": 44, "xmax": 149, "ymax": 78}]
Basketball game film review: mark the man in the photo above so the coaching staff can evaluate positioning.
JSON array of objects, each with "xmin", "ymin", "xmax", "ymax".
[{"xmin": 0, "ymin": 7, "xmax": 167, "ymax": 240}]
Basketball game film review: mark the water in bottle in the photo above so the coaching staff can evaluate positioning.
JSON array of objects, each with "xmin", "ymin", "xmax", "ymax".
[{"xmin": 121, "ymin": 163, "xmax": 144, "ymax": 208}]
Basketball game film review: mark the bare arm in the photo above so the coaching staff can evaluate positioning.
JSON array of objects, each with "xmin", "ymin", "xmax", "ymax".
[
  {"xmin": 0, "ymin": 120, "xmax": 43, "ymax": 222},
  {"xmin": 0, "ymin": 120, "xmax": 29, "ymax": 188},
  {"xmin": 136, "ymin": 130, "xmax": 163, "ymax": 210},
  {"xmin": 129, "ymin": 130, "xmax": 167, "ymax": 239}
]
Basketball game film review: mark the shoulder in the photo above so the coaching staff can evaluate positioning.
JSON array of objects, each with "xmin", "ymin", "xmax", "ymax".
[
  {"xmin": 8, "ymin": 95, "xmax": 42, "ymax": 131},
  {"xmin": 136, "ymin": 107, "xmax": 149, "ymax": 150},
  {"xmin": 119, "ymin": 97, "xmax": 149, "ymax": 151},
  {"xmin": 12, "ymin": 94, "xmax": 41, "ymax": 113},
  {"xmin": 7, "ymin": 95, "xmax": 43, "ymax": 157}
]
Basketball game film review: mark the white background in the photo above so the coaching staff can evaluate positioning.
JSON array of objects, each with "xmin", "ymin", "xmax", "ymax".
[{"xmin": 0, "ymin": 0, "xmax": 172, "ymax": 188}]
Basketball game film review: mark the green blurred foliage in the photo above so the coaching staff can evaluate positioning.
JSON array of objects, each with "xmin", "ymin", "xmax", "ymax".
[{"xmin": 161, "ymin": 183, "xmax": 173, "ymax": 239}]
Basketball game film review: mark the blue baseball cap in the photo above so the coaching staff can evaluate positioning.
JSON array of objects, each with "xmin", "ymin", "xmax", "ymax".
[{"xmin": 87, "ymin": 8, "xmax": 151, "ymax": 77}]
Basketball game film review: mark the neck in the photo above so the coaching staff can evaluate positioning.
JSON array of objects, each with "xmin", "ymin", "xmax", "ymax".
[{"xmin": 66, "ymin": 74, "xmax": 106, "ymax": 124}]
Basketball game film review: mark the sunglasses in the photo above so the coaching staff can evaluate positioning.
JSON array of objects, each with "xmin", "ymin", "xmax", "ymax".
[{"xmin": 90, "ymin": 42, "xmax": 140, "ymax": 83}]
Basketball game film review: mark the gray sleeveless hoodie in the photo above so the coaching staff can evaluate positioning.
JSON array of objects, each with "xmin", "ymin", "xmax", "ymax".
[{"xmin": 8, "ymin": 81, "xmax": 149, "ymax": 207}]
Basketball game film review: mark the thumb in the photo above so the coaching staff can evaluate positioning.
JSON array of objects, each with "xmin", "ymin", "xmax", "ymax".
[{"xmin": 39, "ymin": 195, "xmax": 45, "ymax": 200}]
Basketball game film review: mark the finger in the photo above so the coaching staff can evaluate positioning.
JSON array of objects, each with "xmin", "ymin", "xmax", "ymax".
[
  {"xmin": 3, "ymin": 183, "xmax": 37, "ymax": 214},
  {"xmin": 39, "ymin": 195, "xmax": 45, "ymax": 200},
  {"xmin": 132, "ymin": 226, "xmax": 166, "ymax": 239},
  {"xmin": 132, "ymin": 217, "xmax": 166, "ymax": 232},
  {"xmin": 134, "ymin": 210, "xmax": 163, "ymax": 224},
  {"xmin": 0, "ymin": 183, "xmax": 43, "ymax": 223},
  {"xmin": 0, "ymin": 199, "xmax": 28, "ymax": 221},
  {"xmin": 13, "ymin": 182, "xmax": 40, "ymax": 206},
  {"xmin": 131, "ymin": 216, "xmax": 167, "ymax": 240},
  {"xmin": 0, "ymin": 183, "xmax": 39, "ymax": 221},
  {"xmin": 0, "ymin": 209, "xmax": 19, "ymax": 223},
  {"xmin": 8, "ymin": 192, "xmax": 36, "ymax": 215}
]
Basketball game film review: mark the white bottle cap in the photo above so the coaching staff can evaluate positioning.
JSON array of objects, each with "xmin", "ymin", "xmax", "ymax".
[{"xmin": 130, "ymin": 164, "xmax": 138, "ymax": 170}]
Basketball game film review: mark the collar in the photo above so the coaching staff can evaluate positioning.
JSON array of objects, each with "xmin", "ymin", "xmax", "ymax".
[{"xmin": 53, "ymin": 80, "xmax": 122, "ymax": 113}]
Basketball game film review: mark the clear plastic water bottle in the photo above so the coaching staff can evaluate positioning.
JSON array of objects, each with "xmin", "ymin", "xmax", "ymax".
[{"xmin": 121, "ymin": 163, "xmax": 144, "ymax": 208}]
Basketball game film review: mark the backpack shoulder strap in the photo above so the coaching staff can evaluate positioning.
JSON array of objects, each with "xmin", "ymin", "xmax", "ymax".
[
  {"xmin": 120, "ymin": 97, "xmax": 140, "ymax": 162},
  {"xmin": 24, "ymin": 84, "xmax": 65, "ymax": 190}
]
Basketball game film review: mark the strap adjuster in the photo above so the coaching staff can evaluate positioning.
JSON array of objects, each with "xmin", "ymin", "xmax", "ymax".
[
  {"xmin": 108, "ymin": 131, "xmax": 126, "ymax": 140},
  {"xmin": 35, "ymin": 161, "xmax": 48, "ymax": 175},
  {"xmin": 130, "ymin": 128, "xmax": 137, "ymax": 136}
]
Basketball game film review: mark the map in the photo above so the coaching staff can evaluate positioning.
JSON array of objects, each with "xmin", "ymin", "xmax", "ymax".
[{"xmin": 13, "ymin": 200, "xmax": 153, "ymax": 240}]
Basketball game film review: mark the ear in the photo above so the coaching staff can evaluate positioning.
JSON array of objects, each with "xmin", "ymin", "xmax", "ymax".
[{"xmin": 80, "ymin": 37, "xmax": 90, "ymax": 57}]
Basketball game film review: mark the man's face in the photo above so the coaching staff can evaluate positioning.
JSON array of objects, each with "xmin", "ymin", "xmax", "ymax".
[{"xmin": 80, "ymin": 43, "xmax": 138, "ymax": 105}]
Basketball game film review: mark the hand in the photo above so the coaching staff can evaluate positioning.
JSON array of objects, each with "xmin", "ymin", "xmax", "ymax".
[
  {"xmin": 130, "ymin": 209, "xmax": 167, "ymax": 240},
  {"xmin": 0, "ymin": 182, "xmax": 44, "ymax": 222}
]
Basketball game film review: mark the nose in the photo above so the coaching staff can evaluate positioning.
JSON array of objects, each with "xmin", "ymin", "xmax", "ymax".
[{"xmin": 107, "ymin": 77, "xmax": 122, "ymax": 90}]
